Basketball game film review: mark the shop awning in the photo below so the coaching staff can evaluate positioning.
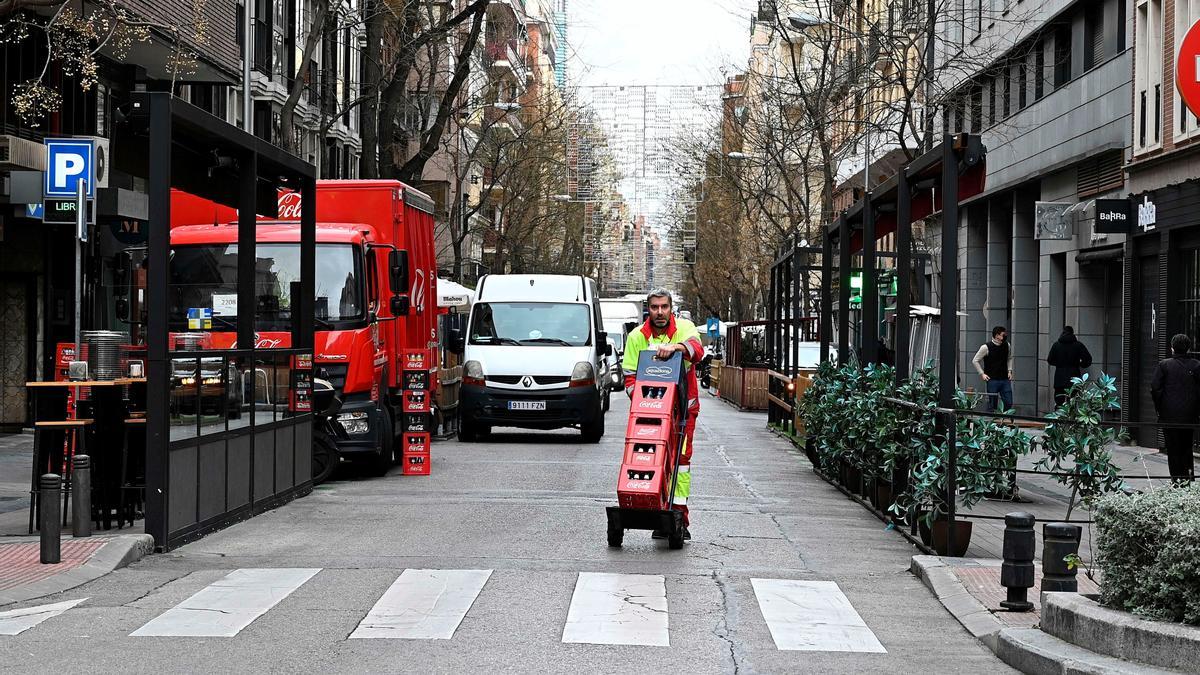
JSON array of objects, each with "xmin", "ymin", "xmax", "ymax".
[{"xmin": 438, "ymin": 278, "xmax": 475, "ymax": 308}]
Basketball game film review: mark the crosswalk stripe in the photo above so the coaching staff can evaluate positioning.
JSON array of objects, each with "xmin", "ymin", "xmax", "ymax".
[
  {"xmin": 562, "ymin": 572, "xmax": 669, "ymax": 647},
  {"xmin": 751, "ymin": 578, "xmax": 886, "ymax": 653},
  {"xmin": 130, "ymin": 568, "xmax": 320, "ymax": 637},
  {"xmin": 0, "ymin": 599, "xmax": 87, "ymax": 636},
  {"xmin": 349, "ymin": 569, "xmax": 492, "ymax": 640}
]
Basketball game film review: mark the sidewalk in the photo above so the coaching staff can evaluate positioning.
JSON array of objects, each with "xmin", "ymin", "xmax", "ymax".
[{"xmin": 0, "ymin": 534, "xmax": 153, "ymax": 607}]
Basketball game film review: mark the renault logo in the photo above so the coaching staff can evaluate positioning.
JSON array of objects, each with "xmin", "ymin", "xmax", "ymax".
[{"xmin": 522, "ymin": 376, "xmax": 533, "ymax": 388}]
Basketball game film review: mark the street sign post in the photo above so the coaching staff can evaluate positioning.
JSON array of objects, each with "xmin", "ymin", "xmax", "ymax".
[{"xmin": 1178, "ymin": 19, "xmax": 1200, "ymax": 117}]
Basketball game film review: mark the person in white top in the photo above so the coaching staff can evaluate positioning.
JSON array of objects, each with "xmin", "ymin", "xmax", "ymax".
[{"xmin": 971, "ymin": 326, "xmax": 1013, "ymax": 412}]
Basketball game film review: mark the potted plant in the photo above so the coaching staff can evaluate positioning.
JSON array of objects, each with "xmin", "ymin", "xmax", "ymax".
[{"xmin": 1034, "ymin": 374, "xmax": 1124, "ymax": 519}]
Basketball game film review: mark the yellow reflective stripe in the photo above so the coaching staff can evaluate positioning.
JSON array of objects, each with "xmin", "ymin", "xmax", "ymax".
[{"xmin": 673, "ymin": 467, "xmax": 691, "ymax": 501}]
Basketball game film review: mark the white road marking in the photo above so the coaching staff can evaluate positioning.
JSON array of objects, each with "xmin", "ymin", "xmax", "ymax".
[
  {"xmin": 350, "ymin": 569, "xmax": 492, "ymax": 639},
  {"xmin": 0, "ymin": 598, "xmax": 87, "ymax": 635},
  {"xmin": 130, "ymin": 568, "xmax": 320, "ymax": 637},
  {"xmin": 562, "ymin": 572, "xmax": 669, "ymax": 647},
  {"xmin": 751, "ymin": 578, "xmax": 886, "ymax": 652}
]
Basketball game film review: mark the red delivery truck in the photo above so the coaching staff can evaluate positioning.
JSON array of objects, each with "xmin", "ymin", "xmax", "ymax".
[{"xmin": 166, "ymin": 180, "xmax": 438, "ymax": 475}]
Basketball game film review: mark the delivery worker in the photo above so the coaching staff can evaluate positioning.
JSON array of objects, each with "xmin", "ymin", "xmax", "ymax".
[{"xmin": 623, "ymin": 288, "xmax": 705, "ymax": 541}]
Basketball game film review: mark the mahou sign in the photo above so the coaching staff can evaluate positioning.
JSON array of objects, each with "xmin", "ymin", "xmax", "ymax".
[{"xmin": 1177, "ymin": 19, "xmax": 1200, "ymax": 117}]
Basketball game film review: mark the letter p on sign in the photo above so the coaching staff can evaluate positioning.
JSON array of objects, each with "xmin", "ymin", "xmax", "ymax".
[
  {"xmin": 43, "ymin": 138, "xmax": 95, "ymax": 199},
  {"xmin": 1177, "ymin": 20, "xmax": 1200, "ymax": 120}
]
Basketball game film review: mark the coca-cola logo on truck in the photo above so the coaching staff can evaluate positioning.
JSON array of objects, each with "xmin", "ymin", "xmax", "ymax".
[{"xmin": 278, "ymin": 191, "xmax": 302, "ymax": 219}]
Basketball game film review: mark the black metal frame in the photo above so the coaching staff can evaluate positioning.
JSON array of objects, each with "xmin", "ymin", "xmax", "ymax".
[
  {"xmin": 770, "ymin": 134, "xmax": 986, "ymax": 555},
  {"xmin": 131, "ymin": 92, "xmax": 318, "ymax": 551}
]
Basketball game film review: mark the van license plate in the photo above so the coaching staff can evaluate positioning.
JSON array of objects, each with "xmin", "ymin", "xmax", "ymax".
[{"xmin": 509, "ymin": 401, "xmax": 546, "ymax": 411}]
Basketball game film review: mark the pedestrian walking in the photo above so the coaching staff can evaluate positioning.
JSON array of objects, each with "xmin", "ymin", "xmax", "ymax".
[
  {"xmin": 972, "ymin": 326, "xmax": 1013, "ymax": 412},
  {"xmin": 1151, "ymin": 334, "xmax": 1200, "ymax": 482},
  {"xmin": 1046, "ymin": 326, "xmax": 1093, "ymax": 407}
]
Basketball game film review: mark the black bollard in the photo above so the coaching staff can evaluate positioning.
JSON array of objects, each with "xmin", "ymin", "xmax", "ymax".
[
  {"xmin": 39, "ymin": 474, "xmax": 61, "ymax": 564},
  {"xmin": 1042, "ymin": 522, "xmax": 1082, "ymax": 592},
  {"xmin": 72, "ymin": 455, "xmax": 92, "ymax": 538},
  {"xmin": 999, "ymin": 511, "xmax": 1035, "ymax": 611}
]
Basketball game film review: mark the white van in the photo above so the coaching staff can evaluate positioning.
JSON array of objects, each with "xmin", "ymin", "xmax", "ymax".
[{"xmin": 456, "ymin": 274, "xmax": 611, "ymax": 442}]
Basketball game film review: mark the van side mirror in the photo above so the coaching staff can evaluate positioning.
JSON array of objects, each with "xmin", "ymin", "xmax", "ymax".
[
  {"xmin": 391, "ymin": 295, "xmax": 410, "ymax": 316},
  {"xmin": 623, "ymin": 320, "xmax": 637, "ymax": 335},
  {"xmin": 388, "ymin": 249, "xmax": 409, "ymax": 295},
  {"xmin": 597, "ymin": 330, "xmax": 608, "ymax": 356}
]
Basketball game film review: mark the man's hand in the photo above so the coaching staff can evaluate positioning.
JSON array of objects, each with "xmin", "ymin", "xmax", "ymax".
[
  {"xmin": 982, "ymin": 374, "xmax": 991, "ymax": 382},
  {"xmin": 1008, "ymin": 370, "xmax": 1014, "ymax": 380},
  {"xmin": 655, "ymin": 343, "xmax": 683, "ymax": 360}
]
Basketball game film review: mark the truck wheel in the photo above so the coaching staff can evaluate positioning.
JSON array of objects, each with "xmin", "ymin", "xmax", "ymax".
[
  {"xmin": 311, "ymin": 432, "xmax": 338, "ymax": 485},
  {"xmin": 458, "ymin": 419, "xmax": 490, "ymax": 442}
]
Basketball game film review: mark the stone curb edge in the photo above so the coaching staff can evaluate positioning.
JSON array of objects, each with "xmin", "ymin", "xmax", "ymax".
[
  {"xmin": 0, "ymin": 534, "xmax": 155, "ymax": 608},
  {"xmin": 910, "ymin": 554, "xmax": 1005, "ymax": 651}
]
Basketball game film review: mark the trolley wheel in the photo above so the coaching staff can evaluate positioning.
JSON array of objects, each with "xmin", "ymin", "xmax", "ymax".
[
  {"xmin": 667, "ymin": 530, "xmax": 684, "ymax": 549},
  {"xmin": 607, "ymin": 524, "xmax": 623, "ymax": 548}
]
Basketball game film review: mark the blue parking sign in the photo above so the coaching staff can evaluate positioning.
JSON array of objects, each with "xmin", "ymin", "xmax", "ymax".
[
  {"xmin": 44, "ymin": 138, "xmax": 95, "ymax": 199},
  {"xmin": 706, "ymin": 317, "xmax": 720, "ymax": 337}
]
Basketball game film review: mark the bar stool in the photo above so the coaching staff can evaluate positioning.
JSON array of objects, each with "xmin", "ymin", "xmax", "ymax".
[
  {"xmin": 119, "ymin": 417, "xmax": 147, "ymax": 528},
  {"xmin": 28, "ymin": 419, "xmax": 93, "ymax": 534}
]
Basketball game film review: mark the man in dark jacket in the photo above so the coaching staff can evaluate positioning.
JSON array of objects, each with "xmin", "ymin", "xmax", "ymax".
[
  {"xmin": 1046, "ymin": 326, "xmax": 1093, "ymax": 406},
  {"xmin": 1151, "ymin": 334, "xmax": 1200, "ymax": 482}
]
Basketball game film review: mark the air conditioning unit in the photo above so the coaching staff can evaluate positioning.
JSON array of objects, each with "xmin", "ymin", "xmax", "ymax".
[
  {"xmin": 0, "ymin": 135, "xmax": 46, "ymax": 171},
  {"xmin": 80, "ymin": 135, "xmax": 110, "ymax": 189}
]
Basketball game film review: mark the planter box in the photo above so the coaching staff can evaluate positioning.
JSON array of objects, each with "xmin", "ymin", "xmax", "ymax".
[{"xmin": 1040, "ymin": 592, "xmax": 1200, "ymax": 672}]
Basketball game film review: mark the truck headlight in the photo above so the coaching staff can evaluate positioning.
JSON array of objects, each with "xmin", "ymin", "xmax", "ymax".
[
  {"xmin": 464, "ymin": 360, "xmax": 485, "ymax": 386},
  {"xmin": 570, "ymin": 361, "xmax": 595, "ymax": 387},
  {"xmin": 336, "ymin": 411, "xmax": 371, "ymax": 435}
]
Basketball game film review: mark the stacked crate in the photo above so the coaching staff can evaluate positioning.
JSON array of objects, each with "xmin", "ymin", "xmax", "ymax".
[{"xmin": 401, "ymin": 349, "xmax": 432, "ymax": 476}]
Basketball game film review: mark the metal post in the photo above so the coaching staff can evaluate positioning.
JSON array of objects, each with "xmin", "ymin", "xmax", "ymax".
[
  {"xmin": 1000, "ymin": 512, "xmax": 1035, "ymax": 611},
  {"xmin": 862, "ymin": 194, "xmax": 878, "ymax": 365},
  {"xmin": 71, "ymin": 455, "xmax": 91, "ymax": 537},
  {"xmin": 896, "ymin": 169, "xmax": 913, "ymax": 382},
  {"xmin": 297, "ymin": 176, "xmax": 317, "ymax": 349},
  {"xmin": 791, "ymin": 235, "xmax": 801, "ymax": 375},
  {"xmin": 821, "ymin": 232, "xmax": 832, "ymax": 364},
  {"xmin": 243, "ymin": 0, "xmax": 253, "ymax": 132},
  {"xmin": 1042, "ymin": 523, "xmax": 1082, "ymax": 592},
  {"xmin": 40, "ymin": 474, "xmax": 61, "ymax": 563},
  {"xmin": 144, "ymin": 93, "xmax": 172, "ymax": 549},
  {"xmin": 838, "ymin": 215, "xmax": 851, "ymax": 364},
  {"xmin": 237, "ymin": 152, "xmax": 258, "ymax": 352},
  {"xmin": 939, "ymin": 135, "xmax": 961, "ymax": 555},
  {"xmin": 74, "ymin": 179, "xmax": 85, "ymax": 362}
]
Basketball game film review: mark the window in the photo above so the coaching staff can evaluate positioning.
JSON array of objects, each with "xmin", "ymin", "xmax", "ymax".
[
  {"xmin": 972, "ymin": 0, "xmax": 983, "ymax": 39},
  {"xmin": 253, "ymin": 0, "xmax": 271, "ymax": 74},
  {"xmin": 1034, "ymin": 39, "xmax": 1045, "ymax": 100},
  {"xmin": 986, "ymin": 79, "xmax": 996, "ymax": 126},
  {"xmin": 1135, "ymin": 0, "xmax": 1164, "ymax": 152},
  {"xmin": 1084, "ymin": 1, "xmax": 1104, "ymax": 70},
  {"xmin": 1002, "ymin": 66, "xmax": 1011, "ymax": 117},
  {"xmin": 970, "ymin": 85, "xmax": 983, "ymax": 132},
  {"xmin": 1182, "ymin": 249, "xmax": 1200, "ymax": 345},
  {"xmin": 1017, "ymin": 58, "xmax": 1028, "ymax": 110},
  {"xmin": 1053, "ymin": 24, "xmax": 1072, "ymax": 88}
]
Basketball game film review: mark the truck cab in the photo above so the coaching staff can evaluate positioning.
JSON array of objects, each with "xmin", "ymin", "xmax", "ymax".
[{"xmin": 165, "ymin": 181, "xmax": 437, "ymax": 475}]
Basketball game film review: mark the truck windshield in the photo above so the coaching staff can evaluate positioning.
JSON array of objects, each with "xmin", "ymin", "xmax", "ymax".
[
  {"xmin": 167, "ymin": 243, "xmax": 364, "ymax": 331},
  {"xmin": 469, "ymin": 302, "xmax": 592, "ymax": 346}
]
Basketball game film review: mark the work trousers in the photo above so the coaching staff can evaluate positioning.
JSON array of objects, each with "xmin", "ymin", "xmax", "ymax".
[
  {"xmin": 1163, "ymin": 428, "xmax": 1196, "ymax": 482},
  {"xmin": 673, "ymin": 408, "xmax": 697, "ymax": 526}
]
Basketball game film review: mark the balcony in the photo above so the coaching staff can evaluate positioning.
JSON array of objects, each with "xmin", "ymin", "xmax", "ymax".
[{"xmin": 485, "ymin": 39, "xmax": 528, "ymax": 83}]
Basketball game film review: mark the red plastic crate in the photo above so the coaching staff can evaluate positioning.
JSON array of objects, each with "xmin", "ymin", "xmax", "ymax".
[
  {"xmin": 617, "ymin": 465, "xmax": 669, "ymax": 510},
  {"xmin": 402, "ymin": 452, "xmax": 430, "ymax": 475},
  {"xmin": 403, "ymin": 432, "xmax": 430, "ymax": 455},
  {"xmin": 402, "ymin": 389, "xmax": 431, "ymax": 413},
  {"xmin": 625, "ymin": 415, "xmax": 674, "ymax": 444},
  {"xmin": 622, "ymin": 440, "xmax": 668, "ymax": 468}
]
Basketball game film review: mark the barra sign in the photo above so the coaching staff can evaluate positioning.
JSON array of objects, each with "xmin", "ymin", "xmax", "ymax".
[{"xmin": 1178, "ymin": 19, "xmax": 1200, "ymax": 118}]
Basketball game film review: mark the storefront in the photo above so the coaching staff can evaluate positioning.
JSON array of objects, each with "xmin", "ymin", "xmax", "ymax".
[{"xmin": 1125, "ymin": 180, "xmax": 1200, "ymax": 446}]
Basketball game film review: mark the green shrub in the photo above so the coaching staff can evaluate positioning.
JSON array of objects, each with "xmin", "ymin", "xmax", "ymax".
[{"xmin": 1095, "ymin": 484, "xmax": 1200, "ymax": 625}]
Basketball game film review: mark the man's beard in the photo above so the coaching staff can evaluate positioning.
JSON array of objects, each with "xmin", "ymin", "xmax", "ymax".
[{"xmin": 652, "ymin": 317, "xmax": 668, "ymax": 327}]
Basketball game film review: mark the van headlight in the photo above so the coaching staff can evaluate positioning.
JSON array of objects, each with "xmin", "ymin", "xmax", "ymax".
[
  {"xmin": 336, "ymin": 411, "xmax": 371, "ymax": 435},
  {"xmin": 464, "ymin": 360, "xmax": 485, "ymax": 386},
  {"xmin": 570, "ymin": 361, "xmax": 595, "ymax": 387}
]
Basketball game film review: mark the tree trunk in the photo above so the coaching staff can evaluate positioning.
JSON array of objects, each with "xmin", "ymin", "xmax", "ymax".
[
  {"xmin": 360, "ymin": 0, "xmax": 382, "ymax": 178},
  {"xmin": 279, "ymin": 0, "xmax": 329, "ymax": 155}
]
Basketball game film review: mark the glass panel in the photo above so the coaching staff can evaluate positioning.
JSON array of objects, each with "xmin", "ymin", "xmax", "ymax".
[
  {"xmin": 169, "ymin": 356, "xmax": 200, "ymax": 441},
  {"xmin": 198, "ymin": 354, "xmax": 231, "ymax": 437},
  {"xmin": 228, "ymin": 354, "xmax": 252, "ymax": 432}
]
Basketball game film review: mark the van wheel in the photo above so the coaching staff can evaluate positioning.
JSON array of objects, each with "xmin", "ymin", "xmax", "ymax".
[
  {"xmin": 582, "ymin": 415, "xmax": 604, "ymax": 443},
  {"xmin": 458, "ymin": 419, "xmax": 490, "ymax": 443},
  {"xmin": 601, "ymin": 388, "xmax": 611, "ymax": 412}
]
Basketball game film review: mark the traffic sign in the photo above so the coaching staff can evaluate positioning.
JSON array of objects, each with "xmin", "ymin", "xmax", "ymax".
[
  {"xmin": 43, "ymin": 138, "xmax": 96, "ymax": 199},
  {"xmin": 1177, "ymin": 19, "xmax": 1200, "ymax": 118},
  {"xmin": 42, "ymin": 198, "xmax": 95, "ymax": 225},
  {"xmin": 25, "ymin": 203, "xmax": 43, "ymax": 218},
  {"xmin": 706, "ymin": 317, "xmax": 720, "ymax": 338}
]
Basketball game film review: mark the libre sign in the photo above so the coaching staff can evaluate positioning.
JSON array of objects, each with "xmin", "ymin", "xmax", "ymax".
[{"xmin": 1177, "ymin": 19, "xmax": 1200, "ymax": 118}]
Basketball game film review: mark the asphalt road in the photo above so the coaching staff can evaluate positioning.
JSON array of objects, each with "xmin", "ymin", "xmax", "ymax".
[{"xmin": 0, "ymin": 393, "xmax": 1010, "ymax": 673}]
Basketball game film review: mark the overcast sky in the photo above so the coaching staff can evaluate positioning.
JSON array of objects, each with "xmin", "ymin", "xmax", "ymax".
[{"xmin": 569, "ymin": 0, "xmax": 756, "ymax": 87}]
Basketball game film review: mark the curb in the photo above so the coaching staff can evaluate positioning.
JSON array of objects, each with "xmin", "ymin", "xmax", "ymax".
[
  {"xmin": 910, "ymin": 554, "xmax": 1005, "ymax": 650},
  {"xmin": 0, "ymin": 534, "xmax": 154, "ymax": 607}
]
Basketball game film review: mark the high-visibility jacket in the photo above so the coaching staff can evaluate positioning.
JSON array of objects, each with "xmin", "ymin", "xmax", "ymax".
[{"xmin": 622, "ymin": 315, "xmax": 705, "ymax": 412}]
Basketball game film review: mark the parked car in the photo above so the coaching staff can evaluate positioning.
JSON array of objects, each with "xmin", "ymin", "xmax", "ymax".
[{"xmin": 454, "ymin": 274, "xmax": 611, "ymax": 442}]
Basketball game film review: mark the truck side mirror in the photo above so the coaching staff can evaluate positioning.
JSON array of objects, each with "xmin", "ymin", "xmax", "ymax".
[
  {"xmin": 388, "ymin": 249, "xmax": 409, "ymax": 295},
  {"xmin": 391, "ymin": 294, "xmax": 410, "ymax": 316}
]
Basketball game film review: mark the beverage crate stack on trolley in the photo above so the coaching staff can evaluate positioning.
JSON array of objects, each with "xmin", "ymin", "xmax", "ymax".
[
  {"xmin": 606, "ymin": 351, "xmax": 689, "ymax": 550},
  {"xmin": 401, "ymin": 349, "xmax": 433, "ymax": 476}
]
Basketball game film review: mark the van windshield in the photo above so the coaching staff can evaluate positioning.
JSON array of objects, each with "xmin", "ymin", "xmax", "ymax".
[{"xmin": 469, "ymin": 302, "xmax": 592, "ymax": 346}]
